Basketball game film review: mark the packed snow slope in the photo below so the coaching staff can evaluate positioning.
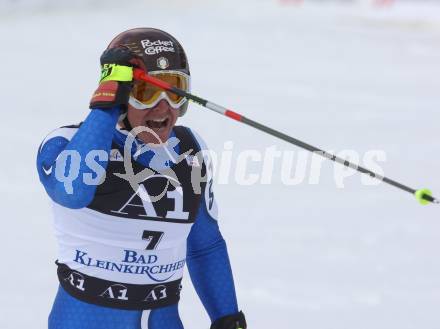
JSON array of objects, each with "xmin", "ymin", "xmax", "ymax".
[{"xmin": 1, "ymin": 1, "xmax": 439, "ymax": 329}]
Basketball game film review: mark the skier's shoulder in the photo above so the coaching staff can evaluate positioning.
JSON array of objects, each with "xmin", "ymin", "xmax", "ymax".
[
  {"xmin": 38, "ymin": 122, "xmax": 82, "ymax": 151},
  {"xmin": 173, "ymin": 126, "xmax": 216, "ymax": 182},
  {"xmin": 174, "ymin": 125, "xmax": 210, "ymax": 153}
]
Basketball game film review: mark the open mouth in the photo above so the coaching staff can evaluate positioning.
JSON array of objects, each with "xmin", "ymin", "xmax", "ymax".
[{"xmin": 145, "ymin": 117, "xmax": 169, "ymax": 131}]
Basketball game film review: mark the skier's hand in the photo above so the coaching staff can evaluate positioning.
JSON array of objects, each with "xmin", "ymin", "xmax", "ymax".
[
  {"xmin": 210, "ymin": 311, "xmax": 247, "ymax": 329},
  {"xmin": 89, "ymin": 47, "xmax": 142, "ymax": 110}
]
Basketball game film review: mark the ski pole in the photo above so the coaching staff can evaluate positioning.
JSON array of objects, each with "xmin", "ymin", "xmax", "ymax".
[{"xmin": 133, "ymin": 68, "xmax": 439, "ymax": 205}]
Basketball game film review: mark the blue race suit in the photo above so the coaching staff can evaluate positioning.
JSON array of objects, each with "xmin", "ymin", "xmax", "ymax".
[{"xmin": 37, "ymin": 107, "xmax": 239, "ymax": 329}]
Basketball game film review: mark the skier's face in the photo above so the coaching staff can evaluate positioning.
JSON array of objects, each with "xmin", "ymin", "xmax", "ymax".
[{"xmin": 126, "ymin": 99, "xmax": 179, "ymax": 144}]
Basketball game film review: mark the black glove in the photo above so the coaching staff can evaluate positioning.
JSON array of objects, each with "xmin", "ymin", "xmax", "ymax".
[
  {"xmin": 210, "ymin": 311, "xmax": 247, "ymax": 329},
  {"xmin": 89, "ymin": 47, "xmax": 140, "ymax": 110}
]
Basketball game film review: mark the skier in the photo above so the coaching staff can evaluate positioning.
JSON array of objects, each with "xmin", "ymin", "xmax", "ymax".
[{"xmin": 36, "ymin": 28, "xmax": 247, "ymax": 329}]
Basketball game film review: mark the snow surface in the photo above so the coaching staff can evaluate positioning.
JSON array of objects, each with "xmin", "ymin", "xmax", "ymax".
[{"xmin": 1, "ymin": 1, "xmax": 439, "ymax": 329}]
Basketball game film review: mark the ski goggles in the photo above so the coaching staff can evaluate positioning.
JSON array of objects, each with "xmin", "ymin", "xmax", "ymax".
[{"xmin": 129, "ymin": 70, "xmax": 190, "ymax": 110}]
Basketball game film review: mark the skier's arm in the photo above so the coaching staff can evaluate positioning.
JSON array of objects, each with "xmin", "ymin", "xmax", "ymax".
[
  {"xmin": 36, "ymin": 47, "xmax": 137, "ymax": 209},
  {"xmin": 36, "ymin": 107, "xmax": 120, "ymax": 208},
  {"xmin": 186, "ymin": 130, "xmax": 246, "ymax": 328},
  {"xmin": 186, "ymin": 196, "xmax": 239, "ymax": 321}
]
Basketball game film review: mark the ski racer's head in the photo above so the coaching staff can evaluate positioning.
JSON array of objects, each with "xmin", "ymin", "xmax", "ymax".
[{"xmin": 107, "ymin": 28, "xmax": 190, "ymax": 144}]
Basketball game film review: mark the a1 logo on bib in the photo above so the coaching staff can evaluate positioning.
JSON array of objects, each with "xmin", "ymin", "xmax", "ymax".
[
  {"xmin": 100, "ymin": 284, "xmax": 129, "ymax": 301},
  {"xmin": 63, "ymin": 271, "xmax": 85, "ymax": 292},
  {"xmin": 144, "ymin": 285, "xmax": 167, "ymax": 303},
  {"xmin": 111, "ymin": 173, "xmax": 190, "ymax": 221}
]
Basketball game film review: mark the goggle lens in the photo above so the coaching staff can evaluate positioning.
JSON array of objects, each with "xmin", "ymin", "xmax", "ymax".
[{"xmin": 131, "ymin": 71, "xmax": 189, "ymax": 107}]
